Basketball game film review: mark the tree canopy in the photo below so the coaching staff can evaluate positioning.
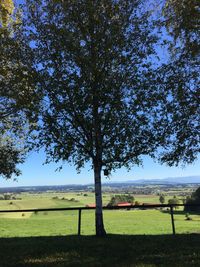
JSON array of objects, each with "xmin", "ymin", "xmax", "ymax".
[
  {"xmin": 21, "ymin": 0, "xmax": 200, "ymax": 236},
  {"xmin": 0, "ymin": 0, "xmax": 38, "ymax": 179},
  {"xmin": 23, "ymin": 0, "xmax": 170, "ymax": 236},
  {"xmin": 163, "ymin": 0, "xmax": 199, "ymax": 57},
  {"xmin": 155, "ymin": 0, "xmax": 200, "ymax": 166}
]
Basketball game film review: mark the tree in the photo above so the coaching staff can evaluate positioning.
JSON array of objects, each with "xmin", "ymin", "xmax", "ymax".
[
  {"xmin": 154, "ymin": 0, "xmax": 200, "ymax": 166},
  {"xmin": 0, "ymin": 0, "xmax": 38, "ymax": 179},
  {"xmin": 159, "ymin": 195, "xmax": 165, "ymax": 204},
  {"xmin": 22, "ymin": 0, "xmax": 199, "ymax": 236},
  {"xmin": 184, "ymin": 187, "xmax": 200, "ymax": 213},
  {"xmin": 168, "ymin": 197, "xmax": 180, "ymax": 209},
  {"xmin": 23, "ymin": 0, "xmax": 169, "ymax": 236}
]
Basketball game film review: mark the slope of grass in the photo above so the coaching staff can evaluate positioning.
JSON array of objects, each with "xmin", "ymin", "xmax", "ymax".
[
  {"xmin": 0, "ymin": 209, "xmax": 200, "ymax": 237},
  {"xmin": 0, "ymin": 234, "xmax": 200, "ymax": 267},
  {"xmin": 0, "ymin": 192, "xmax": 200, "ymax": 237}
]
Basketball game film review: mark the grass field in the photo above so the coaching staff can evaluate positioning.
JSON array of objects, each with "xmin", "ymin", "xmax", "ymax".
[
  {"xmin": 0, "ymin": 192, "xmax": 200, "ymax": 237},
  {"xmin": 1, "ymin": 234, "xmax": 200, "ymax": 267},
  {"xmin": 0, "ymin": 192, "xmax": 200, "ymax": 266}
]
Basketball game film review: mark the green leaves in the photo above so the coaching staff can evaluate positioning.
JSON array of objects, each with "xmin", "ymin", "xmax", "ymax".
[
  {"xmin": 0, "ymin": 1, "xmax": 39, "ymax": 179},
  {"xmin": 24, "ymin": 0, "xmax": 162, "ymax": 172},
  {"xmin": 0, "ymin": 0, "xmax": 14, "ymax": 27},
  {"xmin": 0, "ymin": 143, "xmax": 24, "ymax": 179},
  {"xmin": 163, "ymin": 0, "xmax": 199, "ymax": 58}
]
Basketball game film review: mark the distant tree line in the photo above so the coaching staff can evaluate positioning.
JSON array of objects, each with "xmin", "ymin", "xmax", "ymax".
[
  {"xmin": 52, "ymin": 196, "xmax": 79, "ymax": 202},
  {"xmin": 0, "ymin": 194, "xmax": 21, "ymax": 200}
]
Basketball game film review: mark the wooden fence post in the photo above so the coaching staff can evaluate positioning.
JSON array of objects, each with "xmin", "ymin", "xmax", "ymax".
[
  {"xmin": 170, "ymin": 206, "xmax": 176, "ymax": 235},
  {"xmin": 78, "ymin": 209, "xmax": 82, "ymax": 236}
]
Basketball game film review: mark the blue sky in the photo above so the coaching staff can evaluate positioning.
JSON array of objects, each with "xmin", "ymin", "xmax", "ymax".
[{"xmin": 1, "ymin": 151, "xmax": 200, "ymax": 187}]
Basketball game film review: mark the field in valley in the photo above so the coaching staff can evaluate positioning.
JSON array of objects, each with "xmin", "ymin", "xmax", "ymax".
[{"xmin": 0, "ymin": 191, "xmax": 200, "ymax": 237}]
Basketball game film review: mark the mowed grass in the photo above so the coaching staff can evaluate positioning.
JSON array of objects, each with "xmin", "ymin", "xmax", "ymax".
[
  {"xmin": 0, "ymin": 209, "xmax": 200, "ymax": 237},
  {"xmin": 1, "ymin": 192, "xmax": 200, "ymax": 266},
  {"xmin": 0, "ymin": 234, "xmax": 200, "ymax": 267},
  {"xmin": 0, "ymin": 192, "xmax": 200, "ymax": 237}
]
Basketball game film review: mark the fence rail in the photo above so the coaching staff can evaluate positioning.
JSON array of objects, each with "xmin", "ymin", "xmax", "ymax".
[{"xmin": 0, "ymin": 203, "xmax": 199, "ymax": 235}]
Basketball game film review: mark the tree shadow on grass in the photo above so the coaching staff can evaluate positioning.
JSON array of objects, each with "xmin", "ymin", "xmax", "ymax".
[{"xmin": 0, "ymin": 234, "xmax": 200, "ymax": 267}]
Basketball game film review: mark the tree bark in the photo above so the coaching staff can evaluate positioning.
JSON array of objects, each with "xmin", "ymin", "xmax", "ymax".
[{"xmin": 94, "ymin": 163, "xmax": 106, "ymax": 237}]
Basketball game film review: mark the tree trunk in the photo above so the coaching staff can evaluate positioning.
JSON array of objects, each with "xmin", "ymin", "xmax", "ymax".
[{"xmin": 94, "ymin": 163, "xmax": 106, "ymax": 237}]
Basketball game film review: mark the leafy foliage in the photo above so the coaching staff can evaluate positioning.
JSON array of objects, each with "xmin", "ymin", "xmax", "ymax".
[
  {"xmin": 159, "ymin": 195, "xmax": 165, "ymax": 204},
  {"xmin": 24, "ymin": 0, "xmax": 164, "ymax": 170},
  {"xmin": 0, "ymin": 0, "xmax": 39, "ymax": 179},
  {"xmin": 23, "ymin": 0, "xmax": 165, "ymax": 236},
  {"xmin": 0, "ymin": 0, "xmax": 14, "ymax": 27},
  {"xmin": 163, "ymin": 0, "xmax": 199, "ymax": 57},
  {"xmin": 168, "ymin": 196, "xmax": 180, "ymax": 209},
  {"xmin": 22, "ymin": 0, "xmax": 199, "ymax": 235},
  {"xmin": 155, "ymin": 0, "xmax": 200, "ymax": 166},
  {"xmin": 185, "ymin": 187, "xmax": 200, "ymax": 212}
]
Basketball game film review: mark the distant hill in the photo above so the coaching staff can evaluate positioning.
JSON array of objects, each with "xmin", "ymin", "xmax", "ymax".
[
  {"xmin": 109, "ymin": 176, "xmax": 200, "ymax": 185},
  {"xmin": 1, "ymin": 175, "xmax": 200, "ymax": 193}
]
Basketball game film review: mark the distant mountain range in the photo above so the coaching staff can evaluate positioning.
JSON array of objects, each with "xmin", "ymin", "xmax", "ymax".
[
  {"xmin": 107, "ymin": 176, "xmax": 200, "ymax": 185},
  {"xmin": 1, "ymin": 176, "xmax": 200, "ymax": 193}
]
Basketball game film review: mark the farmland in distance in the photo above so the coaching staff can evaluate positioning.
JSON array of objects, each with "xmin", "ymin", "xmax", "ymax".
[{"xmin": 0, "ymin": 183, "xmax": 200, "ymax": 237}]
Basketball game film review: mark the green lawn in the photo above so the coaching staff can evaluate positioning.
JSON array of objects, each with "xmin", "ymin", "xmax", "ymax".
[
  {"xmin": 0, "ymin": 192, "xmax": 200, "ymax": 237},
  {"xmin": 0, "ymin": 209, "xmax": 200, "ymax": 237},
  {"xmin": 0, "ymin": 193, "xmax": 200, "ymax": 266},
  {"xmin": 0, "ymin": 234, "xmax": 200, "ymax": 267}
]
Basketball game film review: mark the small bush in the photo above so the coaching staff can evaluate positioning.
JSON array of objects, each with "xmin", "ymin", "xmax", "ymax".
[
  {"xmin": 185, "ymin": 213, "xmax": 192, "ymax": 221},
  {"xmin": 135, "ymin": 201, "xmax": 140, "ymax": 206}
]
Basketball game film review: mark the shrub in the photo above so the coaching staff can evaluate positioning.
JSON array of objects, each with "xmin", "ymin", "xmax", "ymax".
[
  {"xmin": 168, "ymin": 198, "xmax": 180, "ymax": 209},
  {"xmin": 52, "ymin": 196, "xmax": 59, "ymax": 200},
  {"xmin": 135, "ymin": 201, "xmax": 140, "ymax": 206},
  {"xmin": 4, "ymin": 194, "xmax": 11, "ymax": 200},
  {"xmin": 159, "ymin": 195, "xmax": 165, "ymax": 204},
  {"xmin": 185, "ymin": 213, "xmax": 192, "ymax": 221}
]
